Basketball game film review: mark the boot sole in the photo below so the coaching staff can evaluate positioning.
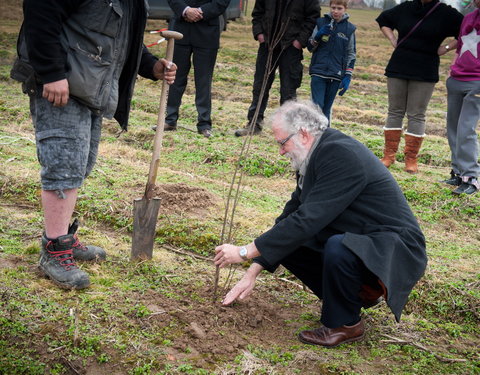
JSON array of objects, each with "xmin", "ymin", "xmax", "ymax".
[
  {"xmin": 298, "ymin": 332, "xmax": 365, "ymax": 348},
  {"xmin": 38, "ymin": 266, "xmax": 90, "ymax": 290}
]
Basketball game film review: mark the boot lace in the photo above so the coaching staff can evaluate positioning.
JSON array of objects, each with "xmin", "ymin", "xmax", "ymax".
[
  {"xmin": 72, "ymin": 234, "xmax": 88, "ymax": 252},
  {"xmin": 46, "ymin": 241, "xmax": 77, "ymax": 271}
]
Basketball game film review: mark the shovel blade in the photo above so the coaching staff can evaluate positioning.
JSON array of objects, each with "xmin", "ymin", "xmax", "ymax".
[{"xmin": 131, "ymin": 197, "xmax": 161, "ymax": 261}]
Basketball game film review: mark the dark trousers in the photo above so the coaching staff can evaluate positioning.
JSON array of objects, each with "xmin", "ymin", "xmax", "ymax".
[
  {"xmin": 166, "ymin": 44, "xmax": 218, "ymax": 131},
  {"xmin": 281, "ymin": 234, "xmax": 379, "ymax": 328},
  {"xmin": 247, "ymin": 43, "xmax": 303, "ymax": 127},
  {"xmin": 310, "ymin": 75, "xmax": 341, "ymax": 126}
]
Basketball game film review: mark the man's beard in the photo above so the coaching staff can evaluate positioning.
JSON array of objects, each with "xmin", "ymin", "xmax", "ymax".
[{"xmin": 286, "ymin": 141, "xmax": 309, "ymax": 171}]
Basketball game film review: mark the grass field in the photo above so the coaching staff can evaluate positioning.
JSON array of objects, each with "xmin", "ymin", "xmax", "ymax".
[{"xmin": 0, "ymin": 1, "xmax": 479, "ymax": 374}]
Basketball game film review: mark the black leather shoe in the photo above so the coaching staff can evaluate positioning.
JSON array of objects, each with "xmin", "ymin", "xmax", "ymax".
[
  {"xmin": 199, "ymin": 129, "xmax": 212, "ymax": 138},
  {"xmin": 441, "ymin": 171, "xmax": 461, "ymax": 186},
  {"xmin": 152, "ymin": 124, "xmax": 177, "ymax": 132},
  {"xmin": 234, "ymin": 124, "xmax": 262, "ymax": 137},
  {"xmin": 453, "ymin": 182, "xmax": 478, "ymax": 195}
]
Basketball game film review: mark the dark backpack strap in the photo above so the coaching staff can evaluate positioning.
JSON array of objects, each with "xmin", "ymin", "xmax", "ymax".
[{"xmin": 396, "ymin": 1, "xmax": 441, "ymax": 48}]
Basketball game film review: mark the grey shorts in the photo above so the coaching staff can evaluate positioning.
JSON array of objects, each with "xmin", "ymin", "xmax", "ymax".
[{"xmin": 30, "ymin": 93, "xmax": 102, "ymax": 191}]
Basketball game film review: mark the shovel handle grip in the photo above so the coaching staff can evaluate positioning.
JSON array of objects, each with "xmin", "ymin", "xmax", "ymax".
[{"xmin": 145, "ymin": 31, "xmax": 183, "ymax": 199}]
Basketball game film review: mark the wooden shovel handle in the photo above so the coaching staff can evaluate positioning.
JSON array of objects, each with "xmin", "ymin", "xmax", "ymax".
[{"xmin": 145, "ymin": 31, "xmax": 183, "ymax": 199}]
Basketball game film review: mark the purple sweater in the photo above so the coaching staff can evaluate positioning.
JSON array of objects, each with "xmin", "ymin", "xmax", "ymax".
[{"xmin": 451, "ymin": 9, "xmax": 480, "ymax": 81}]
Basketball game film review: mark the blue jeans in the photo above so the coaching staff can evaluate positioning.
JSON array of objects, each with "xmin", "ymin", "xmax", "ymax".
[{"xmin": 311, "ymin": 76, "xmax": 341, "ymax": 125}]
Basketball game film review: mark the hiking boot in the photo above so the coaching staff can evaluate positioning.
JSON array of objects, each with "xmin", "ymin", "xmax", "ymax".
[
  {"xmin": 234, "ymin": 123, "xmax": 262, "ymax": 137},
  {"xmin": 68, "ymin": 219, "xmax": 106, "ymax": 261},
  {"xmin": 441, "ymin": 170, "xmax": 461, "ymax": 186},
  {"xmin": 452, "ymin": 177, "xmax": 479, "ymax": 195},
  {"xmin": 39, "ymin": 234, "xmax": 90, "ymax": 289}
]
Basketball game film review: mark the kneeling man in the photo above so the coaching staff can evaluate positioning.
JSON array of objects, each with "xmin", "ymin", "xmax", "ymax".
[{"xmin": 215, "ymin": 100, "xmax": 427, "ymax": 347}]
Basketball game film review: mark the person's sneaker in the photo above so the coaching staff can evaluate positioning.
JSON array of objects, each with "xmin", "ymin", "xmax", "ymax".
[
  {"xmin": 68, "ymin": 219, "xmax": 106, "ymax": 261},
  {"xmin": 441, "ymin": 170, "xmax": 461, "ymax": 186},
  {"xmin": 39, "ymin": 234, "xmax": 90, "ymax": 289},
  {"xmin": 234, "ymin": 123, "xmax": 262, "ymax": 137},
  {"xmin": 452, "ymin": 177, "xmax": 479, "ymax": 195}
]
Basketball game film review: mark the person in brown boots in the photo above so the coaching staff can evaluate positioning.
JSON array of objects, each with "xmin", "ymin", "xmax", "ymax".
[{"xmin": 376, "ymin": 0, "xmax": 463, "ymax": 173}]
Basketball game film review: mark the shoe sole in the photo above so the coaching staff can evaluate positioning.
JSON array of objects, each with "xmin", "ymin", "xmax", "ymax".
[
  {"xmin": 38, "ymin": 266, "xmax": 90, "ymax": 290},
  {"xmin": 298, "ymin": 332, "xmax": 365, "ymax": 348}
]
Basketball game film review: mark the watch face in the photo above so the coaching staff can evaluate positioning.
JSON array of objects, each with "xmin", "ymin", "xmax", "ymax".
[{"xmin": 240, "ymin": 247, "xmax": 247, "ymax": 257}]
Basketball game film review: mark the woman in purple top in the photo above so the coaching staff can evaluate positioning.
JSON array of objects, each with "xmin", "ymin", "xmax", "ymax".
[{"xmin": 442, "ymin": 0, "xmax": 480, "ymax": 195}]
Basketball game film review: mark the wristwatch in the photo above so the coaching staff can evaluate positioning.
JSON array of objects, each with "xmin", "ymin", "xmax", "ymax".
[
  {"xmin": 239, "ymin": 246, "xmax": 248, "ymax": 261},
  {"xmin": 445, "ymin": 44, "xmax": 451, "ymax": 51}
]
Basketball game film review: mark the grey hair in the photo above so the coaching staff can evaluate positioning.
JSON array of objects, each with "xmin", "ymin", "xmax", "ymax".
[{"xmin": 268, "ymin": 100, "xmax": 328, "ymax": 137}]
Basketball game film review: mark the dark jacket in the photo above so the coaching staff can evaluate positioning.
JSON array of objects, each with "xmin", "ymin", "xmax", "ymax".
[
  {"xmin": 308, "ymin": 14, "xmax": 356, "ymax": 80},
  {"xmin": 254, "ymin": 128, "xmax": 427, "ymax": 322},
  {"xmin": 251, "ymin": 0, "xmax": 320, "ymax": 48},
  {"xmin": 376, "ymin": 0, "xmax": 463, "ymax": 82},
  {"xmin": 168, "ymin": 0, "xmax": 230, "ymax": 49},
  {"xmin": 11, "ymin": 0, "xmax": 159, "ymax": 130}
]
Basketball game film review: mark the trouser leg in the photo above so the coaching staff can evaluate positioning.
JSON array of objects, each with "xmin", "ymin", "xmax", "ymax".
[
  {"xmin": 192, "ymin": 46, "xmax": 218, "ymax": 131},
  {"xmin": 450, "ymin": 79, "xmax": 480, "ymax": 177},
  {"xmin": 281, "ymin": 234, "xmax": 379, "ymax": 328},
  {"xmin": 385, "ymin": 77, "xmax": 407, "ymax": 130},
  {"xmin": 446, "ymin": 77, "xmax": 464, "ymax": 175},
  {"xmin": 278, "ymin": 45, "xmax": 303, "ymax": 105},
  {"xmin": 405, "ymin": 80, "xmax": 435, "ymax": 136},
  {"xmin": 247, "ymin": 43, "xmax": 279, "ymax": 126},
  {"xmin": 166, "ymin": 44, "xmax": 192, "ymax": 126}
]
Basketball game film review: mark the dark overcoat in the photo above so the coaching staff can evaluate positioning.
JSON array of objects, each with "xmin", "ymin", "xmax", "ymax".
[{"xmin": 254, "ymin": 128, "xmax": 427, "ymax": 321}]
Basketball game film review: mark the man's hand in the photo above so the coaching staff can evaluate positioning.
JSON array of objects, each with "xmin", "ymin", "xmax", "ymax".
[
  {"xmin": 214, "ymin": 243, "xmax": 243, "ymax": 268},
  {"xmin": 153, "ymin": 58, "xmax": 177, "ymax": 84},
  {"xmin": 184, "ymin": 7, "xmax": 203, "ymax": 22},
  {"xmin": 292, "ymin": 39, "xmax": 302, "ymax": 50},
  {"xmin": 257, "ymin": 33, "xmax": 265, "ymax": 44},
  {"xmin": 222, "ymin": 263, "xmax": 263, "ymax": 305},
  {"xmin": 43, "ymin": 79, "xmax": 69, "ymax": 107}
]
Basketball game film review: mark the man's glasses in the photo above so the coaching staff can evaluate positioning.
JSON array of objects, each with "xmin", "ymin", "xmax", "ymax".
[{"xmin": 277, "ymin": 133, "xmax": 296, "ymax": 147}]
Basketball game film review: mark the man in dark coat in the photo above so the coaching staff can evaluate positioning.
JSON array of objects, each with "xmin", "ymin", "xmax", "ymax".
[
  {"xmin": 234, "ymin": 0, "xmax": 320, "ymax": 136},
  {"xmin": 215, "ymin": 100, "xmax": 427, "ymax": 347},
  {"xmin": 165, "ymin": 0, "xmax": 230, "ymax": 138}
]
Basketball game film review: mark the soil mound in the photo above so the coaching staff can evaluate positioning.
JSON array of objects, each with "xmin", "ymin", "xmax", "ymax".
[{"xmin": 154, "ymin": 183, "xmax": 218, "ymax": 216}]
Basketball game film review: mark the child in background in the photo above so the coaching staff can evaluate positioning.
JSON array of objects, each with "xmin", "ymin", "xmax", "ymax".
[
  {"xmin": 442, "ymin": 0, "xmax": 480, "ymax": 195},
  {"xmin": 308, "ymin": 0, "xmax": 356, "ymax": 125}
]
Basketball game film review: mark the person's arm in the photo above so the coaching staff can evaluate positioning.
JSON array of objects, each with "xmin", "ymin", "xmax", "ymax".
[
  {"xmin": 221, "ymin": 263, "xmax": 264, "ymax": 305},
  {"xmin": 380, "ymin": 26, "xmax": 397, "ymax": 48},
  {"xmin": 167, "ymin": 0, "xmax": 189, "ymax": 18},
  {"xmin": 23, "ymin": 0, "xmax": 80, "ymax": 83},
  {"xmin": 438, "ymin": 39, "xmax": 458, "ymax": 56},
  {"xmin": 252, "ymin": 0, "xmax": 265, "ymax": 40},
  {"xmin": 296, "ymin": 0, "xmax": 320, "ymax": 48},
  {"xmin": 338, "ymin": 29, "xmax": 356, "ymax": 96},
  {"xmin": 214, "ymin": 242, "xmax": 260, "ymax": 268},
  {"xmin": 200, "ymin": 0, "xmax": 230, "ymax": 20}
]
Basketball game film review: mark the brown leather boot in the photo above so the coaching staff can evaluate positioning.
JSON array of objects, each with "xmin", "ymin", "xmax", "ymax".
[
  {"xmin": 380, "ymin": 129, "xmax": 402, "ymax": 168},
  {"xmin": 404, "ymin": 134, "xmax": 424, "ymax": 174}
]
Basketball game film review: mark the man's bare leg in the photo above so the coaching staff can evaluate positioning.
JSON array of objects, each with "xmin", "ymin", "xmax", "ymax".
[{"xmin": 42, "ymin": 188, "xmax": 78, "ymax": 238}]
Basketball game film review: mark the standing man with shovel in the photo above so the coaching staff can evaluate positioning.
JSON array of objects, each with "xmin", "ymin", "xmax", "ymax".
[{"xmin": 10, "ymin": 0, "xmax": 177, "ymax": 290}]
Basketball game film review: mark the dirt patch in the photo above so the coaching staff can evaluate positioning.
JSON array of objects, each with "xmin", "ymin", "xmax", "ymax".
[{"xmin": 154, "ymin": 182, "xmax": 218, "ymax": 217}]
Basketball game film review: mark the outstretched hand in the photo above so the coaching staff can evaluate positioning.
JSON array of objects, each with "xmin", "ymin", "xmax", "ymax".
[{"xmin": 222, "ymin": 266, "xmax": 262, "ymax": 305}]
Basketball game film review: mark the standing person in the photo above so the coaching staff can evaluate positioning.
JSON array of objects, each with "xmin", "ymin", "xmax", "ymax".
[
  {"xmin": 234, "ymin": 0, "xmax": 320, "ymax": 137},
  {"xmin": 442, "ymin": 0, "xmax": 480, "ymax": 195},
  {"xmin": 165, "ymin": 0, "xmax": 231, "ymax": 138},
  {"xmin": 376, "ymin": 0, "xmax": 463, "ymax": 174},
  {"xmin": 216, "ymin": 100, "xmax": 427, "ymax": 347},
  {"xmin": 10, "ymin": 0, "xmax": 176, "ymax": 289},
  {"xmin": 308, "ymin": 0, "xmax": 356, "ymax": 125}
]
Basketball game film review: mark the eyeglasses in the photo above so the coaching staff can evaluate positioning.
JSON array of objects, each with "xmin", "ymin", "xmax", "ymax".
[{"xmin": 277, "ymin": 133, "xmax": 296, "ymax": 148}]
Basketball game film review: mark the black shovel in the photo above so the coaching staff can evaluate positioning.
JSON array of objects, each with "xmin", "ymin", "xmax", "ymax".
[{"xmin": 131, "ymin": 30, "xmax": 183, "ymax": 261}]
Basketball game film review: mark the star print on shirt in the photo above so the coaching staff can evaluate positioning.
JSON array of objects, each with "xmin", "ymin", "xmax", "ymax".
[{"xmin": 459, "ymin": 28, "xmax": 480, "ymax": 58}]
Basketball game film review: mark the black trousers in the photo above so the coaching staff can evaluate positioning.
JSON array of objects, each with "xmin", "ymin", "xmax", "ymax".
[
  {"xmin": 281, "ymin": 234, "xmax": 380, "ymax": 328},
  {"xmin": 166, "ymin": 44, "xmax": 218, "ymax": 131},
  {"xmin": 247, "ymin": 43, "xmax": 303, "ymax": 127}
]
